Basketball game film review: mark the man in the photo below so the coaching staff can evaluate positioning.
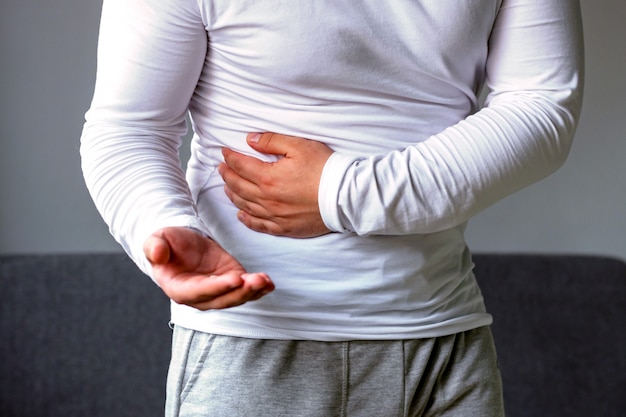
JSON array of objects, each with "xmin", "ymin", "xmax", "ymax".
[{"xmin": 81, "ymin": 0, "xmax": 584, "ymax": 415}]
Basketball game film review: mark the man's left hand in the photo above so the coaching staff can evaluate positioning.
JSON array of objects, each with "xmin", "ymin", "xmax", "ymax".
[{"xmin": 219, "ymin": 132, "xmax": 334, "ymax": 238}]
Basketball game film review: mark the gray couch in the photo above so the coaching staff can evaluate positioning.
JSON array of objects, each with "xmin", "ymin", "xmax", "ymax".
[{"xmin": 1, "ymin": 253, "xmax": 624, "ymax": 417}]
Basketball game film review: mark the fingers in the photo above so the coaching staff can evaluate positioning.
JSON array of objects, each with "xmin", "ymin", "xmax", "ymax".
[
  {"xmin": 236, "ymin": 209, "xmax": 285, "ymax": 236},
  {"xmin": 236, "ymin": 207, "xmax": 329, "ymax": 238},
  {"xmin": 221, "ymin": 147, "xmax": 269, "ymax": 185},
  {"xmin": 219, "ymin": 160, "xmax": 264, "ymax": 204},
  {"xmin": 194, "ymin": 272, "xmax": 275, "ymax": 310},
  {"xmin": 159, "ymin": 270, "xmax": 274, "ymax": 310},
  {"xmin": 246, "ymin": 132, "xmax": 293, "ymax": 156},
  {"xmin": 247, "ymin": 132, "xmax": 333, "ymax": 162},
  {"xmin": 219, "ymin": 152, "xmax": 278, "ymax": 218},
  {"xmin": 223, "ymin": 185, "xmax": 276, "ymax": 222},
  {"xmin": 220, "ymin": 132, "xmax": 308, "ymax": 184}
]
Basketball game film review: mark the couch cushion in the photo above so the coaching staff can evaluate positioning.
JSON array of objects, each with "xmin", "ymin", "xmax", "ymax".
[
  {"xmin": 1, "ymin": 253, "xmax": 624, "ymax": 417},
  {"xmin": 473, "ymin": 254, "xmax": 626, "ymax": 417},
  {"xmin": 0, "ymin": 254, "xmax": 171, "ymax": 417}
]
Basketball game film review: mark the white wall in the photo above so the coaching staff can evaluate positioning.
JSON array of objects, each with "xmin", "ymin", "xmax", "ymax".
[{"xmin": 1, "ymin": 0, "xmax": 624, "ymax": 260}]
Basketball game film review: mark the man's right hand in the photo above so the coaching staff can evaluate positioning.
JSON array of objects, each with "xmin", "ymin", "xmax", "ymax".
[{"xmin": 143, "ymin": 227, "xmax": 274, "ymax": 310}]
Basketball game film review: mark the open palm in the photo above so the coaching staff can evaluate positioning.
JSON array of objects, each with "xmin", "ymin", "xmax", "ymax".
[{"xmin": 144, "ymin": 227, "xmax": 274, "ymax": 310}]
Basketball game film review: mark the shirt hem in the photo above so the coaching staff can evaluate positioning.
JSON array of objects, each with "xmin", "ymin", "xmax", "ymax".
[{"xmin": 169, "ymin": 303, "xmax": 493, "ymax": 342}]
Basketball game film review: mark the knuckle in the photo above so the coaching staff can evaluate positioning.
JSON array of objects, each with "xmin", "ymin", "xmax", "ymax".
[
  {"xmin": 257, "ymin": 172, "xmax": 275, "ymax": 189},
  {"xmin": 264, "ymin": 200, "xmax": 282, "ymax": 214}
]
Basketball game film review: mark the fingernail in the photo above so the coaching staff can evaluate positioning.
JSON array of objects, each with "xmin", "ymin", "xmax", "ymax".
[{"xmin": 248, "ymin": 133, "xmax": 262, "ymax": 143}]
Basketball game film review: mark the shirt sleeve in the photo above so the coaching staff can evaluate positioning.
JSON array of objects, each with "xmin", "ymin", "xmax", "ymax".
[
  {"xmin": 80, "ymin": 0, "xmax": 209, "ymax": 276},
  {"xmin": 318, "ymin": 0, "xmax": 585, "ymax": 236}
]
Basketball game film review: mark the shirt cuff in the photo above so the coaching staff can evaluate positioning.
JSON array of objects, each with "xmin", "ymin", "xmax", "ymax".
[{"xmin": 318, "ymin": 152, "xmax": 359, "ymax": 233}]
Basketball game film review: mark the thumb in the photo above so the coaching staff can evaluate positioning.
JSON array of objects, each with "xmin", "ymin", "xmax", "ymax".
[
  {"xmin": 247, "ymin": 132, "xmax": 292, "ymax": 156},
  {"xmin": 143, "ymin": 233, "xmax": 171, "ymax": 265}
]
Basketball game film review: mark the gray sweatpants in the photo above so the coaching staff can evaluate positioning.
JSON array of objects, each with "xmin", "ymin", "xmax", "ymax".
[{"xmin": 165, "ymin": 326, "xmax": 505, "ymax": 417}]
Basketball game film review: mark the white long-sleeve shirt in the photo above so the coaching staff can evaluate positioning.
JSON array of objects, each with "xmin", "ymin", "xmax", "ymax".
[{"xmin": 81, "ymin": 0, "xmax": 584, "ymax": 340}]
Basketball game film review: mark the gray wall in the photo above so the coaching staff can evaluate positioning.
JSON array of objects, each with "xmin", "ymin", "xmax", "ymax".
[{"xmin": 1, "ymin": 1, "xmax": 625, "ymax": 260}]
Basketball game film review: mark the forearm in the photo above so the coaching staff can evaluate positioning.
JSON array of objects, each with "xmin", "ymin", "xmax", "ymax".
[
  {"xmin": 319, "ymin": 0, "xmax": 584, "ymax": 236},
  {"xmin": 320, "ymin": 95, "xmax": 580, "ymax": 235},
  {"xmin": 80, "ymin": 0, "xmax": 209, "ymax": 274},
  {"xmin": 81, "ymin": 120, "xmax": 208, "ymax": 274}
]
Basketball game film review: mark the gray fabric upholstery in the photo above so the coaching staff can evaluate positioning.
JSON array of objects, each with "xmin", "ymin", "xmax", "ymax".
[
  {"xmin": 1, "ymin": 253, "xmax": 624, "ymax": 417},
  {"xmin": 473, "ymin": 254, "xmax": 626, "ymax": 417},
  {"xmin": 0, "ymin": 254, "xmax": 170, "ymax": 417}
]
